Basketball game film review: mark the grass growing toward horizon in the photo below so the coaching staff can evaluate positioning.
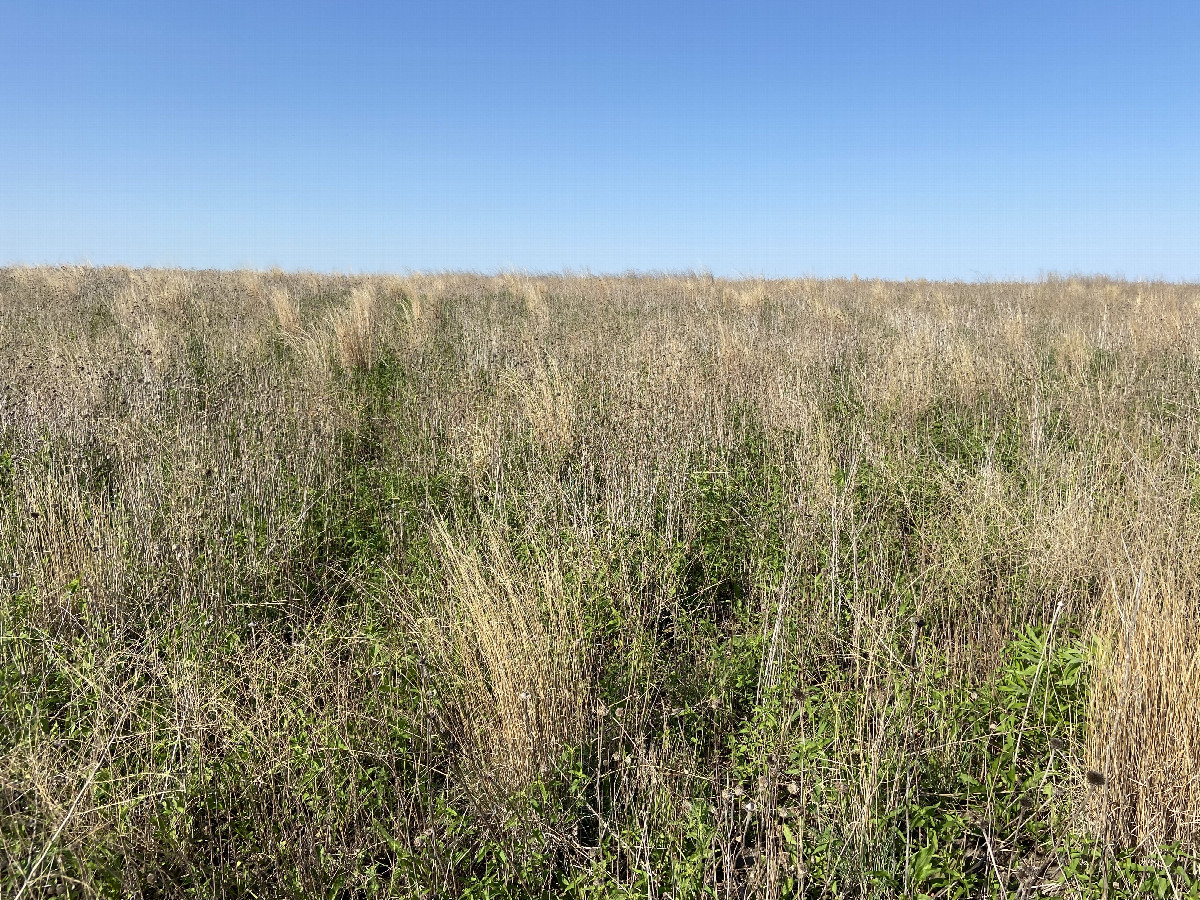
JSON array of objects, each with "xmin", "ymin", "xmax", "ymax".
[{"xmin": 3, "ymin": 267, "xmax": 1200, "ymax": 898}]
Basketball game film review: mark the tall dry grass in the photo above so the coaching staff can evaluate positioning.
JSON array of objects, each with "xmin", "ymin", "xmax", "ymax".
[
  {"xmin": 420, "ymin": 524, "xmax": 588, "ymax": 798},
  {"xmin": 2, "ymin": 266, "xmax": 1200, "ymax": 896}
]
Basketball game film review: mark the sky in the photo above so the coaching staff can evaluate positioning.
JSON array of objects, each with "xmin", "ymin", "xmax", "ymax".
[{"xmin": 1, "ymin": 1, "xmax": 1198, "ymax": 279}]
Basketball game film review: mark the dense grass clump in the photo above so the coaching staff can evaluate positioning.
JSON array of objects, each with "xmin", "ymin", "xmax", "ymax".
[{"xmin": 3, "ymin": 267, "xmax": 1200, "ymax": 897}]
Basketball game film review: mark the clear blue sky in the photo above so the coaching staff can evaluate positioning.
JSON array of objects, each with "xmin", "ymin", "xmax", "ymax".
[{"xmin": 2, "ymin": 1, "xmax": 1198, "ymax": 279}]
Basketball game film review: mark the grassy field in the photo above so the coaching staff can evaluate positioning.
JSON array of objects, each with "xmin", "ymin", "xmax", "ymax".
[{"xmin": 3, "ymin": 267, "xmax": 1200, "ymax": 898}]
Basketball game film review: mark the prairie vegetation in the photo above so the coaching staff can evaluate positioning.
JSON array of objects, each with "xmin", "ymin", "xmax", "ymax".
[{"xmin": 3, "ymin": 267, "xmax": 1200, "ymax": 897}]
